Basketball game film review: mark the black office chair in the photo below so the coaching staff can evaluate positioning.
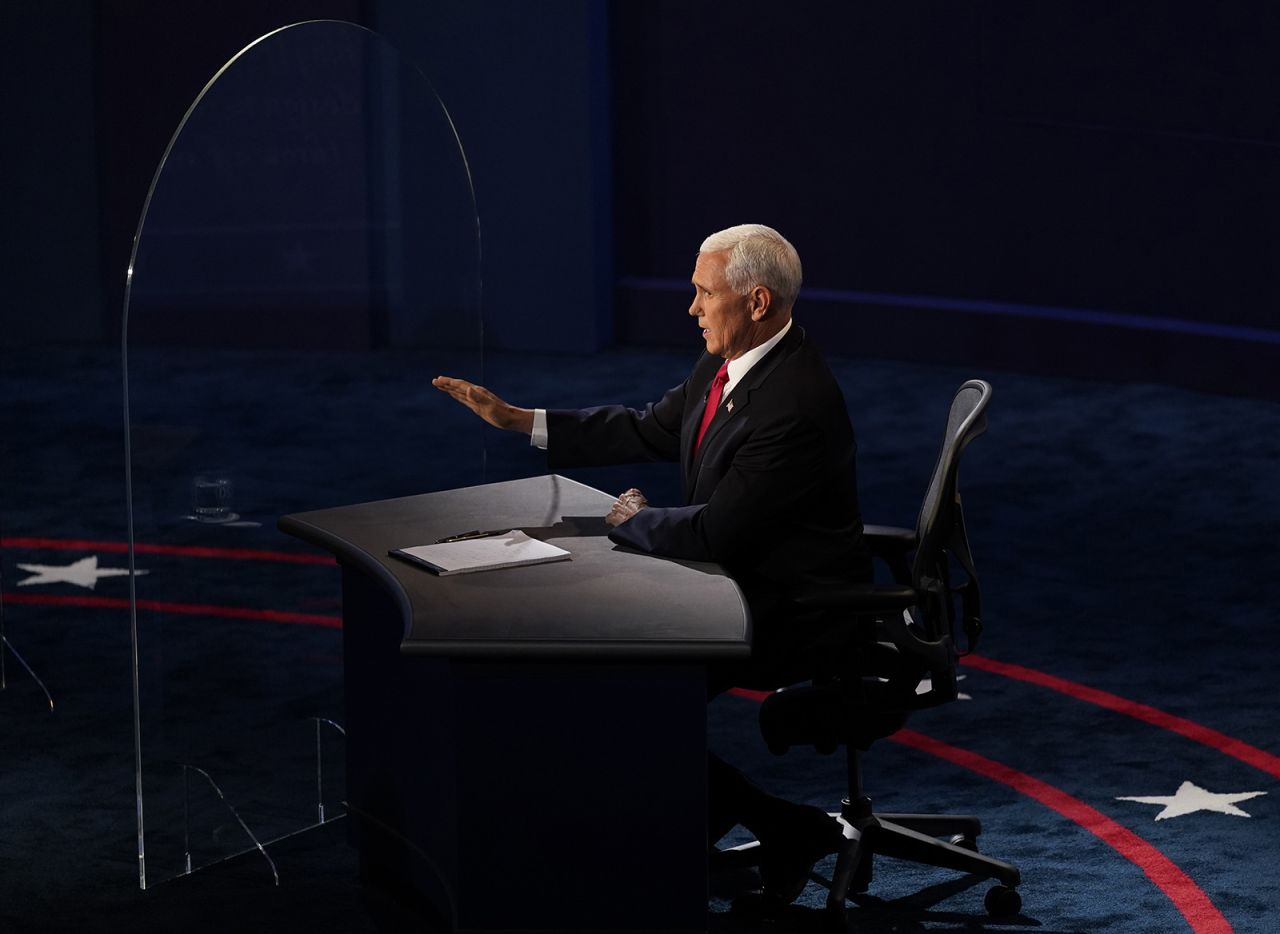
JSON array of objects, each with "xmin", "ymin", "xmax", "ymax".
[{"xmin": 753, "ymin": 378, "xmax": 1021, "ymax": 916}]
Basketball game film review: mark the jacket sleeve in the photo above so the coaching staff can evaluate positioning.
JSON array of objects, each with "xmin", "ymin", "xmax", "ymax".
[
  {"xmin": 545, "ymin": 378, "xmax": 688, "ymax": 468},
  {"xmin": 607, "ymin": 411, "xmax": 830, "ymax": 564}
]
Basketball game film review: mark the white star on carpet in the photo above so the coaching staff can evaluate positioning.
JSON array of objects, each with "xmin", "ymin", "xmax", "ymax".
[
  {"xmin": 1117, "ymin": 780, "xmax": 1267, "ymax": 820},
  {"xmin": 16, "ymin": 555, "xmax": 149, "ymax": 590}
]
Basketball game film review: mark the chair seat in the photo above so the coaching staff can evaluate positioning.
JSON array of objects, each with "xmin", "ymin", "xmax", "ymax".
[{"xmin": 758, "ymin": 680, "xmax": 914, "ymax": 753}]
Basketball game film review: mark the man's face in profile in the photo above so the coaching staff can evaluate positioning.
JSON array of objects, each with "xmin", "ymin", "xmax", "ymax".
[{"xmin": 689, "ymin": 250, "xmax": 754, "ymax": 360}]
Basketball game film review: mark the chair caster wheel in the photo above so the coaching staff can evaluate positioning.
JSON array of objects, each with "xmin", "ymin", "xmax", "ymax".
[
  {"xmin": 984, "ymin": 883, "xmax": 1021, "ymax": 916},
  {"xmin": 949, "ymin": 832, "xmax": 978, "ymax": 851}
]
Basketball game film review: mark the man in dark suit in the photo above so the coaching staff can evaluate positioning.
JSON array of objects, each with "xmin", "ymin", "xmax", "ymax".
[{"xmin": 433, "ymin": 224, "xmax": 869, "ymax": 902}]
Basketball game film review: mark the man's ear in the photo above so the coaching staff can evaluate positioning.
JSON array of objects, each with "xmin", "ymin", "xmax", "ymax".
[{"xmin": 748, "ymin": 285, "xmax": 773, "ymax": 321}]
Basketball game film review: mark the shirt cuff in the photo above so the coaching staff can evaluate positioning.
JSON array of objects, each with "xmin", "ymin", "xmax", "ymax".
[{"xmin": 531, "ymin": 408, "xmax": 548, "ymax": 449}]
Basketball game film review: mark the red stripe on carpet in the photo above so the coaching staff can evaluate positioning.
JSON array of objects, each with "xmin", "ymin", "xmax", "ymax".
[
  {"xmin": 724, "ymin": 688, "xmax": 1231, "ymax": 933},
  {"xmin": 963, "ymin": 653, "xmax": 1280, "ymax": 780},
  {"xmin": 1, "ymin": 592, "xmax": 342, "ymax": 628},
  {"xmin": 1, "ymin": 535, "xmax": 334, "ymax": 565},
  {"xmin": 892, "ymin": 728, "xmax": 1232, "ymax": 934}
]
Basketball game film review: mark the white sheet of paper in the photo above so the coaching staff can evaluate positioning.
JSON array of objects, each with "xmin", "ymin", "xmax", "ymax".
[{"xmin": 392, "ymin": 530, "xmax": 571, "ymax": 576}]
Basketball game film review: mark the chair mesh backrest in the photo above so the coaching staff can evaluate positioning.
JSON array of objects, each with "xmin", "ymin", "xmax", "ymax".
[{"xmin": 912, "ymin": 380, "xmax": 991, "ymax": 587}]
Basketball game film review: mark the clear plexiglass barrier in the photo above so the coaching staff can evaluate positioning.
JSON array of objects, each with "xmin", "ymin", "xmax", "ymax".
[{"xmin": 123, "ymin": 21, "xmax": 482, "ymax": 888}]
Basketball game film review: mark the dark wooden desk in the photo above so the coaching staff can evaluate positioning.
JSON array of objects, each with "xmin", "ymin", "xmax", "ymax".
[{"xmin": 280, "ymin": 474, "xmax": 750, "ymax": 932}]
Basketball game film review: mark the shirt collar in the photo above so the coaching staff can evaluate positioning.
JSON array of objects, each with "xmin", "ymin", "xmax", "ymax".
[{"xmin": 724, "ymin": 317, "xmax": 793, "ymax": 396}]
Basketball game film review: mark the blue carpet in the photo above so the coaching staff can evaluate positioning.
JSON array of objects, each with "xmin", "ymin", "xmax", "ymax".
[{"xmin": 2, "ymin": 343, "xmax": 1278, "ymax": 932}]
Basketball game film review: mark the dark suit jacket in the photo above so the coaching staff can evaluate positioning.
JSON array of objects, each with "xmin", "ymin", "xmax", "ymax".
[{"xmin": 546, "ymin": 325, "xmax": 871, "ymax": 614}]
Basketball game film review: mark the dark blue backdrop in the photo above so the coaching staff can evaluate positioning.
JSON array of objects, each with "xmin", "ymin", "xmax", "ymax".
[{"xmin": 3, "ymin": 1, "xmax": 1279, "ymax": 397}]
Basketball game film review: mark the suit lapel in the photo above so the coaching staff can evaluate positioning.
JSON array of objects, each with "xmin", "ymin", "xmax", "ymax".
[{"xmin": 685, "ymin": 326, "xmax": 804, "ymax": 490}]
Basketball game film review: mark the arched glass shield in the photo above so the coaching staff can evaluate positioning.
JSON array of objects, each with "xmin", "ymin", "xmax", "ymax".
[{"xmin": 123, "ymin": 21, "xmax": 482, "ymax": 888}]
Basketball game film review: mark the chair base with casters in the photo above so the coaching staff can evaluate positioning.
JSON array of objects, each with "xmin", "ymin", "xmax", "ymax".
[
  {"xmin": 820, "ymin": 744, "xmax": 1021, "ymax": 917},
  {"xmin": 718, "ymin": 681, "xmax": 1021, "ymax": 917}
]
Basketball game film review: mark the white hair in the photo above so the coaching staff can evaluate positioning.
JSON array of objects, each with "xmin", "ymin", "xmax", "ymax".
[{"xmin": 699, "ymin": 224, "xmax": 803, "ymax": 310}]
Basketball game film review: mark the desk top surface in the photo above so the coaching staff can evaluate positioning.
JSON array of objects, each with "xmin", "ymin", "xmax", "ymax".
[{"xmin": 279, "ymin": 474, "xmax": 751, "ymax": 659}]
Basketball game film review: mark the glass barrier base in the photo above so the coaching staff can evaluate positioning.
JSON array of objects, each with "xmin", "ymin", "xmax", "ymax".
[
  {"xmin": 140, "ymin": 713, "xmax": 347, "ymax": 889},
  {"xmin": 178, "ymin": 765, "xmax": 279, "ymax": 887},
  {"xmin": 311, "ymin": 718, "xmax": 347, "ymax": 825},
  {"xmin": 0, "ymin": 635, "xmax": 55, "ymax": 711}
]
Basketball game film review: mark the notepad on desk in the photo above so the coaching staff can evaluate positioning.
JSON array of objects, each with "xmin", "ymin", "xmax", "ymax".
[{"xmin": 390, "ymin": 530, "xmax": 571, "ymax": 576}]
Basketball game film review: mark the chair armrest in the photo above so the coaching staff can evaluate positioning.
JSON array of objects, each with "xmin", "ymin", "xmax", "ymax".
[
  {"xmin": 795, "ymin": 577, "xmax": 958, "ymax": 706},
  {"xmin": 863, "ymin": 525, "xmax": 916, "ymax": 583},
  {"xmin": 793, "ymin": 582, "xmax": 917, "ymax": 613},
  {"xmin": 863, "ymin": 524, "xmax": 916, "ymax": 554}
]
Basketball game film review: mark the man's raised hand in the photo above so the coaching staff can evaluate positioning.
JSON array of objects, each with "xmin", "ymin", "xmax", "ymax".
[{"xmin": 432, "ymin": 376, "xmax": 534, "ymax": 434}]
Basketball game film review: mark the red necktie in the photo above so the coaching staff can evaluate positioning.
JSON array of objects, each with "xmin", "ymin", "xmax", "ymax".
[{"xmin": 694, "ymin": 362, "xmax": 730, "ymax": 454}]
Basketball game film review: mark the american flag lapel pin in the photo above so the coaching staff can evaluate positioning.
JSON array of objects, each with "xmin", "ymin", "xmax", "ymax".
[{"xmin": 726, "ymin": 399, "xmax": 734, "ymax": 413}]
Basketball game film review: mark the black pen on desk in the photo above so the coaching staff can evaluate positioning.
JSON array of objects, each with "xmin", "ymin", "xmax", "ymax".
[{"xmin": 434, "ymin": 529, "xmax": 509, "ymax": 544}]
